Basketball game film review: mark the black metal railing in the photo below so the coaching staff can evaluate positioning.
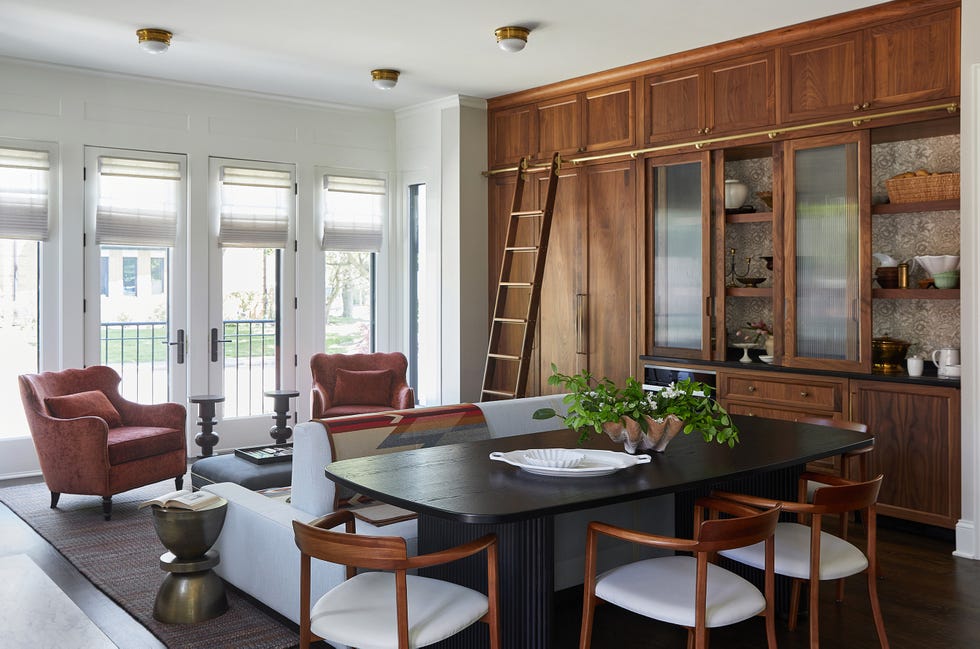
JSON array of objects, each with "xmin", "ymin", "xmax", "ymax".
[
  {"xmin": 222, "ymin": 319, "xmax": 277, "ymax": 417},
  {"xmin": 100, "ymin": 321, "xmax": 170, "ymax": 403}
]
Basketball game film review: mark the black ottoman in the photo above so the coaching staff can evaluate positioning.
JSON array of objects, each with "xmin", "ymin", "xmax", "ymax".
[{"xmin": 191, "ymin": 454, "xmax": 292, "ymax": 491}]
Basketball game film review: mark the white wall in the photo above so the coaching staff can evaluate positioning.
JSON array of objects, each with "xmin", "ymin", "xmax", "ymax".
[
  {"xmin": 956, "ymin": 0, "xmax": 979, "ymax": 559},
  {"xmin": 0, "ymin": 57, "xmax": 397, "ymax": 475}
]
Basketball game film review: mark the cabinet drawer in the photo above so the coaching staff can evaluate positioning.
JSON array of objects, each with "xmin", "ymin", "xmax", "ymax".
[
  {"xmin": 721, "ymin": 373, "xmax": 843, "ymax": 411},
  {"xmin": 723, "ymin": 400, "xmax": 837, "ymax": 422}
]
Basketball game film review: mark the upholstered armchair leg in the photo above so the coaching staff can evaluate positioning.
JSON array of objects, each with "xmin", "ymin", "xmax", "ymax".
[
  {"xmin": 102, "ymin": 496, "xmax": 112, "ymax": 521},
  {"xmin": 50, "ymin": 492, "xmax": 60, "ymax": 509},
  {"xmin": 175, "ymin": 475, "xmax": 184, "ymax": 491}
]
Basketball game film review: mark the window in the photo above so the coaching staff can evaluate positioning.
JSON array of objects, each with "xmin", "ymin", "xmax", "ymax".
[
  {"xmin": 408, "ymin": 183, "xmax": 427, "ymax": 397},
  {"xmin": 150, "ymin": 256, "xmax": 165, "ymax": 294},
  {"xmin": 100, "ymin": 256, "xmax": 109, "ymax": 296},
  {"xmin": 122, "ymin": 256, "xmax": 137, "ymax": 296},
  {"xmin": 321, "ymin": 175, "xmax": 384, "ymax": 354},
  {"xmin": 0, "ymin": 145, "xmax": 49, "ymax": 439}
]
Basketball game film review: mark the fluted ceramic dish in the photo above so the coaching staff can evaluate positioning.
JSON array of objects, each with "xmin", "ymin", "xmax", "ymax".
[
  {"xmin": 489, "ymin": 449, "xmax": 651, "ymax": 477},
  {"xmin": 521, "ymin": 448, "xmax": 585, "ymax": 468}
]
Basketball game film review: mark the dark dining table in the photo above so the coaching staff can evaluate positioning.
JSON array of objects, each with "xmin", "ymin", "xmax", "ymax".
[{"xmin": 325, "ymin": 416, "xmax": 873, "ymax": 649}]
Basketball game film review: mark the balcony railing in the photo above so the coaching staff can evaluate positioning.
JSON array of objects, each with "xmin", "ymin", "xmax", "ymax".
[{"xmin": 100, "ymin": 319, "xmax": 277, "ymax": 416}]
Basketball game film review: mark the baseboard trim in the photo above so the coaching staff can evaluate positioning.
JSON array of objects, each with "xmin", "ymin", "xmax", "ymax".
[{"xmin": 954, "ymin": 519, "xmax": 977, "ymax": 559}]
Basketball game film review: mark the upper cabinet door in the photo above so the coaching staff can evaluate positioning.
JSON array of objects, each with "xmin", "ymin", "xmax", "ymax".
[
  {"xmin": 865, "ymin": 8, "xmax": 960, "ymax": 109},
  {"xmin": 583, "ymin": 82, "xmax": 636, "ymax": 153},
  {"xmin": 647, "ymin": 152, "xmax": 712, "ymax": 359},
  {"xmin": 706, "ymin": 52, "xmax": 775, "ymax": 135},
  {"xmin": 490, "ymin": 104, "xmax": 533, "ymax": 169},
  {"xmin": 779, "ymin": 32, "xmax": 864, "ymax": 124},
  {"xmin": 644, "ymin": 68, "xmax": 705, "ymax": 144},
  {"xmin": 782, "ymin": 132, "xmax": 871, "ymax": 373},
  {"xmin": 534, "ymin": 93, "xmax": 583, "ymax": 161}
]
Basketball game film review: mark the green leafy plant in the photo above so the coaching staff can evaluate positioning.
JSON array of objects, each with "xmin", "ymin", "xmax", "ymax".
[{"xmin": 533, "ymin": 364, "xmax": 739, "ymax": 447}]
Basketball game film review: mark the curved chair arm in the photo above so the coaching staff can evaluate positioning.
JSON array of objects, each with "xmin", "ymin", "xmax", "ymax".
[
  {"xmin": 587, "ymin": 520, "xmax": 699, "ymax": 552},
  {"xmin": 115, "ymin": 399, "xmax": 185, "ymax": 430},
  {"xmin": 405, "ymin": 534, "xmax": 497, "ymax": 570},
  {"xmin": 310, "ymin": 384, "xmax": 332, "ymax": 419},
  {"xmin": 392, "ymin": 384, "xmax": 415, "ymax": 410},
  {"xmin": 710, "ymin": 489, "xmax": 813, "ymax": 514},
  {"xmin": 30, "ymin": 414, "xmax": 110, "ymax": 455},
  {"xmin": 309, "ymin": 510, "xmax": 357, "ymax": 533}
]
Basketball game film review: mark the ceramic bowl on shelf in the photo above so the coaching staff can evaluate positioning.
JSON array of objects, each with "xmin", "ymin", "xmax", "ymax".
[
  {"xmin": 759, "ymin": 355, "xmax": 775, "ymax": 364},
  {"xmin": 735, "ymin": 276, "xmax": 765, "ymax": 287},
  {"xmin": 933, "ymin": 270, "xmax": 960, "ymax": 289},
  {"xmin": 913, "ymin": 255, "xmax": 959, "ymax": 277}
]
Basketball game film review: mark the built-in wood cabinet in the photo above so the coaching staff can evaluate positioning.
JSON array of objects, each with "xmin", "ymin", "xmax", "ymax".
[
  {"xmin": 644, "ymin": 52, "xmax": 774, "ymax": 144},
  {"xmin": 779, "ymin": 32, "xmax": 864, "ymax": 123},
  {"xmin": 534, "ymin": 93, "xmax": 582, "ymax": 161},
  {"xmin": 533, "ymin": 82, "xmax": 636, "ymax": 162},
  {"xmin": 489, "ymin": 105, "xmax": 533, "ymax": 168},
  {"xmin": 850, "ymin": 379, "xmax": 961, "ymax": 528}
]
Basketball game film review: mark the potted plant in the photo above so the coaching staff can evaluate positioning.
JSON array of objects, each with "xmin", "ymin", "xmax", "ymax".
[{"xmin": 533, "ymin": 364, "xmax": 739, "ymax": 452}]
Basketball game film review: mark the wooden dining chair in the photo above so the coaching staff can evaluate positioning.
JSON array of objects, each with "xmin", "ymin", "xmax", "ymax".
[
  {"xmin": 579, "ymin": 497, "xmax": 781, "ymax": 649},
  {"xmin": 292, "ymin": 511, "xmax": 499, "ymax": 649},
  {"xmin": 714, "ymin": 474, "xmax": 889, "ymax": 649}
]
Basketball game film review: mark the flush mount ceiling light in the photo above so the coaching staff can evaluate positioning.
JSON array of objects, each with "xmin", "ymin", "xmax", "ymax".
[
  {"xmin": 371, "ymin": 69, "xmax": 399, "ymax": 90},
  {"xmin": 136, "ymin": 28, "xmax": 172, "ymax": 54},
  {"xmin": 494, "ymin": 26, "xmax": 530, "ymax": 53}
]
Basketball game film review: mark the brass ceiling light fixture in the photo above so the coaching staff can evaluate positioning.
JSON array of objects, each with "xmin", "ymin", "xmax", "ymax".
[
  {"xmin": 136, "ymin": 28, "xmax": 172, "ymax": 54},
  {"xmin": 371, "ymin": 69, "xmax": 400, "ymax": 90},
  {"xmin": 494, "ymin": 26, "xmax": 530, "ymax": 53}
]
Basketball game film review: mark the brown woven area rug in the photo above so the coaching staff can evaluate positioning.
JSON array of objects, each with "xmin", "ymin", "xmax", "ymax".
[{"xmin": 0, "ymin": 480, "xmax": 299, "ymax": 649}]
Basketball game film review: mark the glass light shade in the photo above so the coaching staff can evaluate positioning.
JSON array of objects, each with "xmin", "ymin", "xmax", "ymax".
[
  {"xmin": 498, "ymin": 37, "xmax": 526, "ymax": 53},
  {"xmin": 495, "ymin": 26, "xmax": 529, "ymax": 53},
  {"xmin": 371, "ymin": 69, "xmax": 399, "ymax": 90},
  {"xmin": 136, "ymin": 29, "xmax": 171, "ymax": 54}
]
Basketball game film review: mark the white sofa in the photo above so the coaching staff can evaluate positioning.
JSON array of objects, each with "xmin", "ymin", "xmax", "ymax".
[{"xmin": 203, "ymin": 395, "xmax": 673, "ymax": 626}]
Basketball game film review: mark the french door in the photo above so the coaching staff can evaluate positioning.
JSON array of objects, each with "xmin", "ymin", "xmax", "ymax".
[{"xmin": 83, "ymin": 149, "xmax": 296, "ymax": 451}]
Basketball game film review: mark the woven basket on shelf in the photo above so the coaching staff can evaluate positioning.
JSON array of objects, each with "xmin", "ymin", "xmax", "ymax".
[{"xmin": 885, "ymin": 173, "xmax": 959, "ymax": 203}]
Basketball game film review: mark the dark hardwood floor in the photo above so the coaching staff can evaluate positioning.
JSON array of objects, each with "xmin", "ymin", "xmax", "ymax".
[{"xmin": 2, "ymin": 471, "xmax": 978, "ymax": 648}]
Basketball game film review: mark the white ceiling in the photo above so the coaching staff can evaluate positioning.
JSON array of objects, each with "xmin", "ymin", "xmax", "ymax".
[{"xmin": 0, "ymin": 0, "xmax": 887, "ymax": 111}]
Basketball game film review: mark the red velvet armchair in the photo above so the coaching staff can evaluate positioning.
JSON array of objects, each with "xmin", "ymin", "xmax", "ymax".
[
  {"xmin": 18, "ymin": 365, "xmax": 187, "ymax": 520},
  {"xmin": 310, "ymin": 352, "xmax": 414, "ymax": 419}
]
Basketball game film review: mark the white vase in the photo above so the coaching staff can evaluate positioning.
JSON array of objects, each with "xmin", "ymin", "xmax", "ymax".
[{"xmin": 724, "ymin": 179, "xmax": 748, "ymax": 209}]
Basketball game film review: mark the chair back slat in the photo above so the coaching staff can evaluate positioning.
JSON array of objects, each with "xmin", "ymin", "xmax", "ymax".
[
  {"xmin": 810, "ymin": 475, "xmax": 883, "ymax": 512},
  {"xmin": 293, "ymin": 518, "xmax": 409, "ymax": 570},
  {"xmin": 697, "ymin": 506, "xmax": 781, "ymax": 551}
]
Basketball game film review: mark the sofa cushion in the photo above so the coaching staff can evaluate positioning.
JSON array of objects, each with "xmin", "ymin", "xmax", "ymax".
[
  {"xmin": 317, "ymin": 404, "xmax": 489, "ymax": 508},
  {"xmin": 44, "ymin": 390, "xmax": 122, "ymax": 428},
  {"xmin": 333, "ymin": 368, "xmax": 392, "ymax": 406},
  {"xmin": 107, "ymin": 426, "xmax": 184, "ymax": 464}
]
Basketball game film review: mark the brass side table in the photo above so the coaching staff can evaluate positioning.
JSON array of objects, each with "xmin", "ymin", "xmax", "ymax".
[{"xmin": 151, "ymin": 497, "xmax": 228, "ymax": 624}]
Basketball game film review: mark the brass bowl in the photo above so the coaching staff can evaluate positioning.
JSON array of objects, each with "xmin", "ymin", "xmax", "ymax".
[
  {"xmin": 735, "ymin": 276, "xmax": 765, "ymax": 287},
  {"xmin": 871, "ymin": 336, "xmax": 910, "ymax": 373},
  {"xmin": 756, "ymin": 191, "xmax": 773, "ymax": 209}
]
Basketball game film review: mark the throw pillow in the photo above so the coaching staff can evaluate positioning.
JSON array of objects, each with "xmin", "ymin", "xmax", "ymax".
[
  {"xmin": 45, "ymin": 390, "xmax": 123, "ymax": 428},
  {"xmin": 333, "ymin": 368, "xmax": 393, "ymax": 406}
]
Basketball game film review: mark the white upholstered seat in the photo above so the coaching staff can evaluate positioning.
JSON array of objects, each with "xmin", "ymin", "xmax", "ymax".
[{"xmin": 721, "ymin": 522, "xmax": 869, "ymax": 581}]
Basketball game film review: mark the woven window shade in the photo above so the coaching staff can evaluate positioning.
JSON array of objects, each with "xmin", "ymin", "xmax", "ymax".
[
  {"xmin": 95, "ymin": 156, "xmax": 181, "ymax": 246},
  {"xmin": 218, "ymin": 166, "xmax": 292, "ymax": 248},
  {"xmin": 321, "ymin": 175, "xmax": 385, "ymax": 252},
  {"xmin": 0, "ymin": 147, "xmax": 50, "ymax": 241}
]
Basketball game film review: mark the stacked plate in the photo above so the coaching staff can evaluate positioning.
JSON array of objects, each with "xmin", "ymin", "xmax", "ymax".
[{"xmin": 489, "ymin": 448, "xmax": 651, "ymax": 477}]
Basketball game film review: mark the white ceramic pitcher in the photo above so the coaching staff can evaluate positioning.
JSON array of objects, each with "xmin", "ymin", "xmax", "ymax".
[{"xmin": 932, "ymin": 348, "xmax": 960, "ymax": 376}]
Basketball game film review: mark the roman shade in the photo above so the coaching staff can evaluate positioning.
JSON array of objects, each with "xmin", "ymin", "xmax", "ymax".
[
  {"xmin": 95, "ymin": 156, "xmax": 181, "ymax": 246},
  {"xmin": 321, "ymin": 175, "xmax": 385, "ymax": 252},
  {"xmin": 0, "ymin": 147, "xmax": 50, "ymax": 241},
  {"xmin": 218, "ymin": 166, "xmax": 292, "ymax": 248}
]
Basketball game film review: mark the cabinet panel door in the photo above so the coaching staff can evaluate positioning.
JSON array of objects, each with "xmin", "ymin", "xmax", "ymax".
[
  {"xmin": 534, "ymin": 94, "xmax": 583, "ymax": 161},
  {"xmin": 706, "ymin": 52, "xmax": 775, "ymax": 134},
  {"xmin": 644, "ymin": 68, "xmax": 704, "ymax": 144},
  {"xmin": 865, "ymin": 8, "xmax": 959, "ymax": 109},
  {"xmin": 534, "ymin": 168, "xmax": 586, "ymax": 394},
  {"xmin": 779, "ymin": 32, "xmax": 863, "ymax": 123},
  {"xmin": 490, "ymin": 105, "xmax": 533, "ymax": 168},
  {"xmin": 647, "ymin": 152, "xmax": 711, "ymax": 359},
  {"xmin": 586, "ymin": 160, "xmax": 636, "ymax": 385},
  {"xmin": 583, "ymin": 82, "xmax": 635, "ymax": 153},
  {"xmin": 851, "ymin": 380, "xmax": 960, "ymax": 528},
  {"xmin": 782, "ymin": 132, "xmax": 871, "ymax": 373}
]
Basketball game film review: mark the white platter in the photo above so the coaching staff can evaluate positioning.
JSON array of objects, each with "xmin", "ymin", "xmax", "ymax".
[{"xmin": 489, "ymin": 448, "xmax": 651, "ymax": 477}]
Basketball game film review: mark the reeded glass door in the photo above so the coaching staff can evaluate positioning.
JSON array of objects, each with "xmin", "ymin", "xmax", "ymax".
[
  {"xmin": 783, "ymin": 133, "xmax": 870, "ymax": 371},
  {"xmin": 648, "ymin": 152, "xmax": 711, "ymax": 358}
]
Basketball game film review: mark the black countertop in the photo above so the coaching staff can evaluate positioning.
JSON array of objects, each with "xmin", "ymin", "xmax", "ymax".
[{"xmin": 640, "ymin": 353, "xmax": 960, "ymax": 389}]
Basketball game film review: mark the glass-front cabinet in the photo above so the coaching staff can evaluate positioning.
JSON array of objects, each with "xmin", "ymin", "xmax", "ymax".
[
  {"xmin": 646, "ymin": 152, "xmax": 712, "ymax": 359},
  {"xmin": 782, "ymin": 133, "xmax": 871, "ymax": 372}
]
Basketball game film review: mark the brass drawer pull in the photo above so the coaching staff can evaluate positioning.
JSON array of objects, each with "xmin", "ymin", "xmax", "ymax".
[
  {"xmin": 800, "ymin": 390, "xmax": 809, "ymax": 398},
  {"xmin": 747, "ymin": 385, "xmax": 755, "ymax": 393}
]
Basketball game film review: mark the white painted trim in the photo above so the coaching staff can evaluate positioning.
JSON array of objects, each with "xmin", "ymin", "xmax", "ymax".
[
  {"xmin": 395, "ymin": 94, "xmax": 487, "ymax": 119},
  {"xmin": 954, "ymin": 520, "xmax": 977, "ymax": 559}
]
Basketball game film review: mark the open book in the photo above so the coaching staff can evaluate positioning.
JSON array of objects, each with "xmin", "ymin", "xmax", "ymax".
[
  {"xmin": 138, "ymin": 489, "xmax": 223, "ymax": 511},
  {"xmin": 349, "ymin": 503, "xmax": 417, "ymax": 526}
]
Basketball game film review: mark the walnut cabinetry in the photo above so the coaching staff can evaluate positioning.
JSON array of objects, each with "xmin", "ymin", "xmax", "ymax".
[
  {"xmin": 534, "ymin": 82, "xmax": 636, "ymax": 161},
  {"xmin": 489, "ymin": 105, "xmax": 533, "ymax": 168},
  {"xmin": 718, "ymin": 371, "xmax": 847, "ymax": 420},
  {"xmin": 778, "ymin": 8, "xmax": 959, "ymax": 125},
  {"xmin": 850, "ymin": 380, "xmax": 960, "ymax": 528},
  {"xmin": 644, "ymin": 52, "xmax": 774, "ymax": 144}
]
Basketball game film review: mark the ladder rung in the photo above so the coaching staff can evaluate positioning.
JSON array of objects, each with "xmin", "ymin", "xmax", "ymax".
[
  {"xmin": 505, "ymin": 246, "xmax": 538, "ymax": 252},
  {"xmin": 500, "ymin": 282, "xmax": 533, "ymax": 287},
  {"xmin": 494, "ymin": 317, "xmax": 527, "ymax": 324},
  {"xmin": 511, "ymin": 210, "xmax": 544, "ymax": 218},
  {"xmin": 482, "ymin": 389, "xmax": 517, "ymax": 398},
  {"xmin": 488, "ymin": 353, "xmax": 521, "ymax": 361}
]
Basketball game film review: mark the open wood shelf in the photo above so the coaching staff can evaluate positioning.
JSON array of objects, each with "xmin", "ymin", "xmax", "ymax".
[
  {"xmin": 725, "ymin": 211, "xmax": 773, "ymax": 224},
  {"xmin": 725, "ymin": 287, "xmax": 773, "ymax": 297},
  {"xmin": 873, "ymin": 288, "xmax": 959, "ymax": 299},
  {"xmin": 871, "ymin": 198, "xmax": 959, "ymax": 214}
]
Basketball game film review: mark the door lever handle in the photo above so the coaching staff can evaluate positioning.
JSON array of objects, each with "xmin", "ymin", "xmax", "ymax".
[
  {"xmin": 162, "ymin": 329, "xmax": 185, "ymax": 364},
  {"xmin": 211, "ymin": 327, "xmax": 231, "ymax": 363}
]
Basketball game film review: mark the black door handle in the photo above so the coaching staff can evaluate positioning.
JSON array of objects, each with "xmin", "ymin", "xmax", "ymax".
[
  {"xmin": 211, "ymin": 327, "xmax": 231, "ymax": 362},
  {"xmin": 162, "ymin": 329, "xmax": 185, "ymax": 364}
]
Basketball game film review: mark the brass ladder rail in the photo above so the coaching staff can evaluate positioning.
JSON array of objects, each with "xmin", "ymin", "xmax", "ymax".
[{"xmin": 481, "ymin": 153, "xmax": 562, "ymax": 400}]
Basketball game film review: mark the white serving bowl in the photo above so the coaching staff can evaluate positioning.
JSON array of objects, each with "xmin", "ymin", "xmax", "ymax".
[
  {"xmin": 523, "ymin": 449, "xmax": 585, "ymax": 469},
  {"xmin": 913, "ymin": 255, "xmax": 959, "ymax": 276}
]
